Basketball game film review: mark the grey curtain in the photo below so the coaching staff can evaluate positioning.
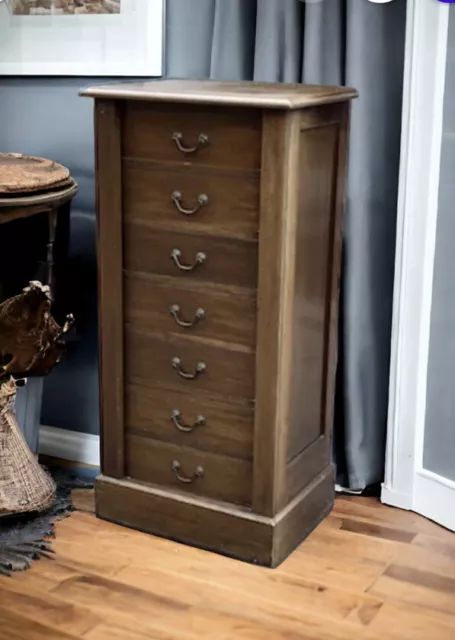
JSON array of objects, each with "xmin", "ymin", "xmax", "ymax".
[{"xmin": 166, "ymin": 0, "xmax": 407, "ymax": 490}]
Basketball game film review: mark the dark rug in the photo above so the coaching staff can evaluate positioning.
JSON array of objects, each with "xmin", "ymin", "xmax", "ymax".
[{"xmin": 0, "ymin": 466, "xmax": 96, "ymax": 576}]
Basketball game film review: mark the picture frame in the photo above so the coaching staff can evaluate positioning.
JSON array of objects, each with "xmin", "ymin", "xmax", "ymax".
[{"xmin": 0, "ymin": 0, "xmax": 164, "ymax": 76}]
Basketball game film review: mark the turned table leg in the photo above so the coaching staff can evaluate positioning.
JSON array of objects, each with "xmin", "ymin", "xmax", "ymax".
[{"xmin": 45, "ymin": 207, "xmax": 58, "ymax": 296}]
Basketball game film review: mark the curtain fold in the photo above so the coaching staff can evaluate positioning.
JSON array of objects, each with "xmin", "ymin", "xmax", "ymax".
[{"xmin": 165, "ymin": 0, "xmax": 406, "ymax": 490}]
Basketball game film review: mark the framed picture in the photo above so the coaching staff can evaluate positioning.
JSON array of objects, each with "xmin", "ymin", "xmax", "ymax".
[{"xmin": 0, "ymin": 0, "xmax": 164, "ymax": 76}]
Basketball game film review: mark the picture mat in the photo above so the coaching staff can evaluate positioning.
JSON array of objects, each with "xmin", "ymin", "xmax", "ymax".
[{"xmin": 0, "ymin": 0, "xmax": 163, "ymax": 75}]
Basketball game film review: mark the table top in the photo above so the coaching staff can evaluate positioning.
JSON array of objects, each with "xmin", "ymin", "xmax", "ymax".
[
  {"xmin": 80, "ymin": 79, "xmax": 358, "ymax": 110},
  {"xmin": 0, "ymin": 179, "xmax": 78, "ymax": 224}
]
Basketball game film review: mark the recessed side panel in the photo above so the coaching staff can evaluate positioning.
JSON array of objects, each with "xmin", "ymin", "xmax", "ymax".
[
  {"xmin": 286, "ymin": 103, "xmax": 350, "ymax": 502},
  {"xmin": 287, "ymin": 123, "xmax": 339, "ymax": 461}
]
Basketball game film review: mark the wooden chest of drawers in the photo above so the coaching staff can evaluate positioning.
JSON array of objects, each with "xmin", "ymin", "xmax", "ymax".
[{"xmin": 82, "ymin": 79, "xmax": 357, "ymax": 567}]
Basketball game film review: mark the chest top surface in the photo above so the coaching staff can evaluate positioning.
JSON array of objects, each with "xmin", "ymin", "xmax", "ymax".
[{"xmin": 80, "ymin": 79, "xmax": 357, "ymax": 110}]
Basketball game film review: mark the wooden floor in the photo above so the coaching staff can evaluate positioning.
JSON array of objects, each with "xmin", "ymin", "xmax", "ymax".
[{"xmin": 1, "ymin": 493, "xmax": 455, "ymax": 639}]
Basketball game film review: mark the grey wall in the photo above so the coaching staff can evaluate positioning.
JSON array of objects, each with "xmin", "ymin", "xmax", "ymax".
[
  {"xmin": 423, "ymin": 8, "xmax": 455, "ymax": 481},
  {"xmin": 0, "ymin": 78, "xmax": 101, "ymax": 434}
]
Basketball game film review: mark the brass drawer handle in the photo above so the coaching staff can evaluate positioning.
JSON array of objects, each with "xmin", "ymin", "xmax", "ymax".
[
  {"xmin": 170, "ymin": 304, "xmax": 205, "ymax": 328},
  {"xmin": 171, "ymin": 248, "xmax": 206, "ymax": 272},
  {"xmin": 172, "ymin": 131, "xmax": 209, "ymax": 155},
  {"xmin": 171, "ymin": 409, "xmax": 205, "ymax": 433},
  {"xmin": 172, "ymin": 460, "xmax": 204, "ymax": 484},
  {"xmin": 172, "ymin": 356, "xmax": 206, "ymax": 380},
  {"xmin": 171, "ymin": 190, "xmax": 209, "ymax": 216}
]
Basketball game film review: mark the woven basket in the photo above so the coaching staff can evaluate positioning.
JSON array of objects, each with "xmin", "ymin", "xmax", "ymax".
[{"xmin": 0, "ymin": 379, "xmax": 55, "ymax": 517}]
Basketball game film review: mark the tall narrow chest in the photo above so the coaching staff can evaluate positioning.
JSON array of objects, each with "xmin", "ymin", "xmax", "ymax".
[{"xmin": 82, "ymin": 80, "xmax": 357, "ymax": 567}]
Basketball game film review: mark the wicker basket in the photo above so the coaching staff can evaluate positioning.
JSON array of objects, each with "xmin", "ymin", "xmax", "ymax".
[{"xmin": 0, "ymin": 379, "xmax": 55, "ymax": 517}]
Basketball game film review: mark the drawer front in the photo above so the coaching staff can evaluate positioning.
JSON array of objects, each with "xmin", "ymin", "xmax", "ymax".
[
  {"xmin": 123, "ymin": 161, "xmax": 260, "ymax": 240},
  {"xmin": 125, "ymin": 330, "xmax": 255, "ymax": 400},
  {"xmin": 126, "ymin": 435, "xmax": 252, "ymax": 506},
  {"xmin": 122, "ymin": 103, "xmax": 262, "ymax": 170},
  {"xmin": 126, "ymin": 384, "xmax": 253, "ymax": 460},
  {"xmin": 124, "ymin": 225, "xmax": 258, "ymax": 290},
  {"xmin": 124, "ymin": 273, "xmax": 257, "ymax": 348}
]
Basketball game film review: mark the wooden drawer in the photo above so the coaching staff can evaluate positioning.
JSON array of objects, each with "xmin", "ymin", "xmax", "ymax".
[
  {"xmin": 122, "ymin": 103, "xmax": 262, "ymax": 170},
  {"xmin": 125, "ymin": 329, "xmax": 255, "ymax": 400},
  {"xmin": 126, "ymin": 384, "xmax": 253, "ymax": 460},
  {"xmin": 126, "ymin": 435, "xmax": 252, "ymax": 506},
  {"xmin": 123, "ymin": 161, "xmax": 259, "ymax": 240},
  {"xmin": 124, "ymin": 272, "xmax": 257, "ymax": 348},
  {"xmin": 124, "ymin": 224, "xmax": 258, "ymax": 290}
]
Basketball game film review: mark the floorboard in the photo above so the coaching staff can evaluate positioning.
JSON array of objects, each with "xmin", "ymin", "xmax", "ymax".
[{"xmin": 0, "ymin": 494, "xmax": 454, "ymax": 639}]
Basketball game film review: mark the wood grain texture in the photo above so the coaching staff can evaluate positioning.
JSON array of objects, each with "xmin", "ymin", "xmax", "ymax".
[
  {"xmin": 96, "ymin": 475, "xmax": 274, "ymax": 566},
  {"xmin": 286, "ymin": 123, "xmax": 339, "ymax": 461},
  {"xmin": 0, "ymin": 581, "xmax": 98, "ymax": 636},
  {"xmin": 253, "ymin": 103, "xmax": 349, "ymax": 514},
  {"xmin": 252, "ymin": 109, "xmax": 301, "ymax": 517},
  {"xmin": 284, "ymin": 107, "xmax": 348, "ymax": 507},
  {"xmin": 95, "ymin": 99, "xmax": 125, "ymax": 478},
  {"xmin": 340, "ymin": 519, "xmax": 416, "ymax": 543},
  {"xmin": 96, "ymin": 466, "xmax": 333, "ymax": 567},
  {"xmin": 86, "ymin": 624, "xmax": 165, "ymax": 640},
  {"xmin": 89, "ymin": 83, "xmax": 356, "ymax": 567},
  {"xmin": 81, "ymin": 79, "xmax": 358, "ymax": 110},
  {"xmin": 126, "ymin": 383, "xmax": 253, "ymax": 460},
  {"xmin": 123, "ymin": 160, "xmax": 260, "ymax": 240},
  {"xmin": 286, "ymin": 435, "xmax": 329, "ymax": 504},
  {"xmin": 2, "ymin": 495, "xmax": 455, "ymax": 640},
  {"xmin": 71, "ymin": 488, "xmax": 96, "ymax": 514},
  {"xmin": 413, "ymin": 533, "xmax": 455, "ymax": 560},
  {"xmin": 125, "ymin": 328, "xmax": 255, "ymax": 401},
  {"xmin": 0, "ymin": 184, "xmax": 77, "ymax": 225},
  {"xmin": 273, "ymin": 466, "xmax": 335, "ymax": 566},
  {"xmin": 0, "ymin": 608, "xmax": 78, "ymax": 640},
  {"xmin": 124, "ymin": 223, "xmax": 258, "ymax": 289},
  {"xmin": 125, "ymin": 434, "xmax": 252, "ymax": 506},
  {"xmin": 299, "ymin": 104, "xmax": 344, "ymax": 130},
  {"xmin": 334, "ymin": 496, "xmax": 455, "ymax": 542},
  {"xmin": 322, "ymin": 102, "xmax": 350, "ymax": 464},
  {"xmin": 122, "ymin": 102, "xmax": 262, "ymax": 169},
  {"xmin": 124, "ymin": 271, "xmax": 257, "ymax": 348},
  {"xmin": 368, "ymin": 602, "xmax": 455, "ymax": 640}
]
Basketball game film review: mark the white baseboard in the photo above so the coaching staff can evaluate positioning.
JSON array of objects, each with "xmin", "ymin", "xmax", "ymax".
[
  {"xmin": 413, "ymin": 469, "xmax": 455, "ymax": 532},
  {"xmin": 39, "ymin": 425, "xmax": 100, "ymax": 467},
  {"xmin": 380, "ymin": 485, "xmax": 413, "ymax": 511}
]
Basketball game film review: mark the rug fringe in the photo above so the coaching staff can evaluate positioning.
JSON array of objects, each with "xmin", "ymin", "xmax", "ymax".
[{"xmin": 0, "ymin": 469, "xmax": 93, "ymax": 576}]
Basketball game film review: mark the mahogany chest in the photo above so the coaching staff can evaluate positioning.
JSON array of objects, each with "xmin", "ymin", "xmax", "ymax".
[{"xmin": 82, "ymin": 79, "xmax": 357, "ymax": 567}]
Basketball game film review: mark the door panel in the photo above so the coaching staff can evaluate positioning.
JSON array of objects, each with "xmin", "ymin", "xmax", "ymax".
[
  {"xmin": 423, "ymin": 8, "xmax": 455, "ymax": 484},
  {"xmin": 383, "ymin": 0, "xmax": 455, "ymax": 532}
]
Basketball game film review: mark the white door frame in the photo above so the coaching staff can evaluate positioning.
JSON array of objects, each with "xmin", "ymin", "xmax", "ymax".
[{"xmin": 381, "ymin": 0, "xmax": 454, "ymax": 530}]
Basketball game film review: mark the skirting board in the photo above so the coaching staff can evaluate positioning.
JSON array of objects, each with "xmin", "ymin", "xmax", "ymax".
[
  {"xmin": 413, "ymin": 470, "xmax": 455, "ymax": 532},
  {"xmin": 39, "ymin": 425, "xmax": 100, "ymax": 467},
  {"xmin": 380, "ymin": 486, "xmax": 413, "ymax": 511}
]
